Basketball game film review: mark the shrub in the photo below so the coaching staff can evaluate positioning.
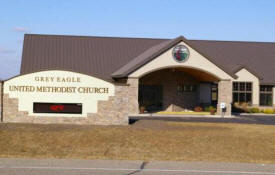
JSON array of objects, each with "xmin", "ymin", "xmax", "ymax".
[
  {"xmin": 209, "ymin": 106, "xmax": 216, "ymax": 111},
  {"xmin": 204, "ymin": 106, "xmax": 216, "ymax": 112},
  {"xmin": 248, "ymin": 107, "xmax": 260, "ymax": 113},
  {"xmin": 263, "ymin": 108, "xmax": 275, "ymax": 114},
  {"xmin": 204, "ymin": 106, "xmax": 210, "ymax": 112},
  {"xmin": 194, "ymin": 106, "xmax": 203, "ymax": 112},
  {"xmin": 232, "ymin": 102, "xmax": 249, "ymax": 113}
]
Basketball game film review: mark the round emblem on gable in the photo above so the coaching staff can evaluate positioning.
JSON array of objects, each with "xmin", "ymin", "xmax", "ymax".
[{"xmin": 172, "ymin": 45, "xmax": 190, "ymax": 62}]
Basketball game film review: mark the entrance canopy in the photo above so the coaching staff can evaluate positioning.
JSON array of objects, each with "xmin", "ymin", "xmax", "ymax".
[
  {"xmin": 112, "ymin": 36, "xmax": 237, "ymax": 81},
  {"xmin": 139, "ymin": 67, "xmax": 219, "ymax": 112}
]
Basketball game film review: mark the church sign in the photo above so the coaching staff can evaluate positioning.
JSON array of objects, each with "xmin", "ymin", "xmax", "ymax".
[{"xmin": 3, "ymin": 70, "xmax": 115, "ymax": 117}]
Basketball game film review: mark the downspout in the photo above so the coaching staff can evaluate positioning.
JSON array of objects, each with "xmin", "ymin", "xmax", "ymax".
[{"xmin": 1, "ymin": 81, "xmax": 3, "ymax": 122}]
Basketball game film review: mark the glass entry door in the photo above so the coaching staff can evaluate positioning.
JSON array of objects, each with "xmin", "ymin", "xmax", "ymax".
[{"xmin": 139, "ymin": 85, "xmax": 163, "ymax": 112}]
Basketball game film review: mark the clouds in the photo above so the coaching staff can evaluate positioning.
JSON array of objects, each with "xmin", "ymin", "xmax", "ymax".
[{"xmin": 13, "ymin": 27, "xmax": 29, "ymax": 33}]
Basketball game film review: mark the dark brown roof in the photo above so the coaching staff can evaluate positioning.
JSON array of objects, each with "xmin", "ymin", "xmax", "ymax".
[
  {"xmin": 21, "ymin": 34, "xmax": 275, "ymax": 83},
  {"xmin": 188, "ymin": 40, "xmax": 275, "ymax": 84},
  {"xmin": 21, "ymin": 34, "xmax": 166, "ymax": 81}
]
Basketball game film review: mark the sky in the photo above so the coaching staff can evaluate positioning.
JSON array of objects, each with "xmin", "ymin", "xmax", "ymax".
[{"xmin": 0, "ymin": 0, "xmax": 274, "ymax": 80}]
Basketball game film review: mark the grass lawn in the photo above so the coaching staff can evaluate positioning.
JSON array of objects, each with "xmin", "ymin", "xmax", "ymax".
[{"xmin": 0, "ymin": 120, "xmax": 275, "ymax": 163}]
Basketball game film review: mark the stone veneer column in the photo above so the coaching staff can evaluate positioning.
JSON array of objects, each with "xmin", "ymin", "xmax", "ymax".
[
  {"xmin": 127, "ymin": 78, "xmax": 139, "ymax": 115},
  {"xmin": 217, "ymin": 80, "xmax": 232, "ymax": 116}
]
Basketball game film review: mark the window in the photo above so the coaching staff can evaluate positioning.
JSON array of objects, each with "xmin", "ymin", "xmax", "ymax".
[
  {"xmin": 260, "ymin": 85, "xmax": 273, "ymax": 106},
  {"xmin": 177, "ymin": 84, "xmax": 196, "ymax": 93},
  {"xmin": 211, "ymin": 83, "xmax": 218, "ymax": 106},
  {"xmin": 211, "ymin": 84, "xmax": 218, "ymax": 101},
  {"xmin": 232, "ymin": 82, "xmax": 252, "ymax": 104}
]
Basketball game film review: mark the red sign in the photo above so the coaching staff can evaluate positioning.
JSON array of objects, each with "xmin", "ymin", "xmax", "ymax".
[{"xmin": 50, "ymin": 105, "xmax": 64, "ymax": 112}]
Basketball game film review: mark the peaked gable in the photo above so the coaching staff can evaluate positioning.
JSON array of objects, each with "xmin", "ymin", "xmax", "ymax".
[{"xmin": 112, "ymin": 36, "xmax": 237, "ymax": 79}]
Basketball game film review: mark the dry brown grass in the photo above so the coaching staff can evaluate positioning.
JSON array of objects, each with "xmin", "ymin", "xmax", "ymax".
[{"xmin": 0, "ymin": 120, "xmax": 275, "ymax": 163}]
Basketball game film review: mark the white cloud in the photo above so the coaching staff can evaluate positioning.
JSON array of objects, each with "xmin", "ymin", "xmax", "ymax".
[{"xmin": 13, "ymin": 27, "xmax": 29, "ymax": 33}]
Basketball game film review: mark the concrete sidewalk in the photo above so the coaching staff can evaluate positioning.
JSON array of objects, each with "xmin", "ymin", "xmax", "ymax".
[{"xmin": 0, "ymin": 158, "xmax": 275, "ymax": 175}]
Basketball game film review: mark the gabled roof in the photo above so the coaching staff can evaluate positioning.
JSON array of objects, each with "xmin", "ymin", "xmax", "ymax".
[
  {"xmin": 21, "ymin": 34, "xmax": 166, "ymax": 81},
  {"xmin": 187, "ymin": 40, "xmax": 275, "ymax": 84},
  {"xmin": 232, "ymin": 65, "xmax": 263, "ymax": 80},
  {"xmin": 21, "ymin": 34, "xmax": 275, "ymax": 84},
  {"xmin": 111, "ymin": 36, "xmax": 237, "ymax": 79}
]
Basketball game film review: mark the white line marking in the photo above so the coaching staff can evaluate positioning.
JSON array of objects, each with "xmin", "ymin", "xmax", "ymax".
[{"xmin": 1, "ymin": 166, "xmax": 275, "ymax": 174}]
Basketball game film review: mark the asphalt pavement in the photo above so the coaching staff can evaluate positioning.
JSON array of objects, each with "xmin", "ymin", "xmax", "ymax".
[
  {"xmin": 1, "ymin": 158, "xmax": 275, "ymax": 175},
  {"xmin": 129, "ymin": 114, "xmax": 275, "ymax": 125}
]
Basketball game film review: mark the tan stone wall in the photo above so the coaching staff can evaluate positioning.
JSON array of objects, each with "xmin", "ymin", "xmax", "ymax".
[
  {"xmin": 217, "ymin": 80, "xmax": 232, "ymax": 116},
  {"xmin": 87, "ymin": 78, "xmax": 139, "ymax": 125},
  {"xmin": 126, "ymin": 78, "xmax": 139, "ymax": 114},
  {"xmin": 2, "ymin": 78, "xmax": 139, "ymax": 125}
]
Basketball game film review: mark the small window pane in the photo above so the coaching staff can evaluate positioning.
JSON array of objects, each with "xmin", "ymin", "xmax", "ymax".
[
  {"xmin": 260, "ymin": 85, "xmax": 266, "ymax": 92},
  {"xmin": 212, "ymin": 92, "xmax": 217, "ymax": 101},
  {"xmin": 190, "ymin": 85, "xmax": 197, "ymax": 92},
  {"xmin": 246, "ymin": 83, "xmax": 252, "ymax": 91},
  {"xmin": 267, "ymin": 94, "xmax": 273, "ymax": 106},
  {"xmin": 185, "ymin": 85, "xmax": 191, "ymax": 92},
  {"xmin": 233, "ymin": 82, "xmax": 239, "ymax": 91},
  {"xmin": 177, "ymin": 85, "xmax": 183, "ymax": 92},
  {"xmin": 183, "ymin": 85, "xmax": 188, "ymax": 92},
  {"xmin": 239, "ymin": 93, "xmax": 245, "ymax": 102},
  {"xmin": 246, "ymin": 93, "xmax": 252, "ymax": 103},
  {"xmin": 260, "ymin": 94, "xmax": 264, "ymax": 105},
  {"xmin": 260, "ymin": 85, "xmax": 265, "ymax": 92},
  {"xmin": 267, "ymin": 86, "xmax": 273, "ymax": 92},
  {"xmin": 239, "ymin": 83, "xmax": 245, "ymax": 91},
  {"xmin": 260, "ymin": 93, "xmax": 273, "ymax": 106},
  {"xmin": 212, "ymin": 86, "xmax": 217, "ymax": 91},
  {"xmin": 233, "ymin": 93, "xmax": 239, "ymax": 103}
]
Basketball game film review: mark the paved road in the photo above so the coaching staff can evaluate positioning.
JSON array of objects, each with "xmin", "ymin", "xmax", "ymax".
[
  {"xmin": 129, "ymin": 115, "xmax": 275, "ymax": 125},
  {"xmin": 1, "ymin": 158, "xmax": 275, "ymax": 175}
]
